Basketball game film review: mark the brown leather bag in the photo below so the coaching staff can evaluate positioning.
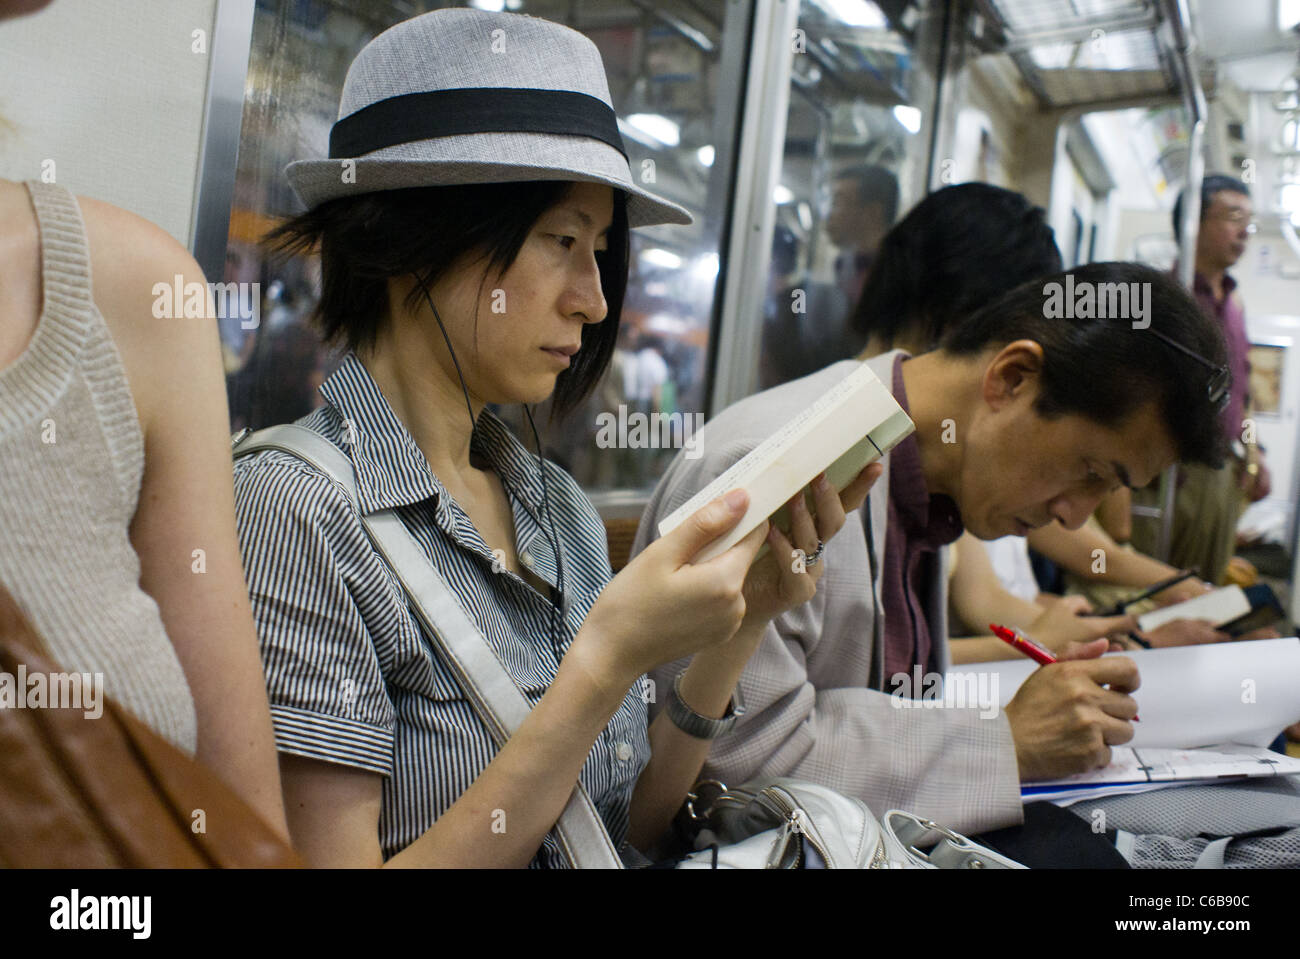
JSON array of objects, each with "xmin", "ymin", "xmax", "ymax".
[{"xmin": 0, "ymin": 583, "xmax": 301, "ymax": 868}]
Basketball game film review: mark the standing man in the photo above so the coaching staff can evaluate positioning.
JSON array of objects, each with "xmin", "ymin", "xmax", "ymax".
[
  {"xmin": 760, "ymin": 166, "xmax": 899, "ymax": 388},
  {"xmin": 1131, "ymin": 174, "xmax": 1270, "ymax": 584},
  {"xmin": 825, "ymin": 163, "xmax": 899, "ymax": 311}
]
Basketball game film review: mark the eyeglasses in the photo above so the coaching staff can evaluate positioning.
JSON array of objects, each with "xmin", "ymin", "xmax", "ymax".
[
  {"xmin": 1146, "ymin": 328, "xmax": 1231, "ymax": 411},
  {"xmin": 1207, "ymin": 210, "xmax": 1257, "ymax": 234}
]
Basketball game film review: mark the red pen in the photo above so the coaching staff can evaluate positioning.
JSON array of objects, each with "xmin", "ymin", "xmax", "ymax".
[{"xmin": 990, "ymin": 623, "xmax": 1139, "ymax": 721}]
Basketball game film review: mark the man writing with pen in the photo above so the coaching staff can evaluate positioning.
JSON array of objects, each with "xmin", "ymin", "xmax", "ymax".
[
  {"xmin": 635, "ymin": 258, "xmax": 1229, "ymax": 834},
  {"xmin": 636, "ymin": 186, "xmax": 1296, "ymax": 863}
]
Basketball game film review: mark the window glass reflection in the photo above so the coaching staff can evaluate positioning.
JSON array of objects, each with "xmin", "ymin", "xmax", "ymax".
[
  {"xmin": 221, "ymin": 0, "xmax": 741, "ymax": 496},
  {"xmin": 758, "ymin": 0, "xmax": 940, "ymax": 389}
]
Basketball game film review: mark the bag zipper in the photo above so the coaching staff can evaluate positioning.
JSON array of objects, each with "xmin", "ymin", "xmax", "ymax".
[{"xmin": 757, "ymin": 785, "xmax": 832, "ymax": 868}]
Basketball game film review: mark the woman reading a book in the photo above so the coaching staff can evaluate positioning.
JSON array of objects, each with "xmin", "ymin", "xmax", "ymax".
[{"xmin": 232, "ymin": 8, "xmax": 879, "ymax": 868}]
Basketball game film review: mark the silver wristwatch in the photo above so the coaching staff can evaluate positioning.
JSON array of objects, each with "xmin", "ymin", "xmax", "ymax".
[{"xmin": 666, "ymin": 671, "xmax": 745, "ymax": 739}]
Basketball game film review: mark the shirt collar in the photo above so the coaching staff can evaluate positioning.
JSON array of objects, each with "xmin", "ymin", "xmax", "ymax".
[
  {"xmin": 318, "ymin": 353, "xmax": 547, "ymax": 520},
  {"xmin": 1192, "ymin": 269, "xmax": 1237, "ymax": 301},
  {"xmin": 887, "ymin": 353, "xmax": 963, "ymax": 547}
]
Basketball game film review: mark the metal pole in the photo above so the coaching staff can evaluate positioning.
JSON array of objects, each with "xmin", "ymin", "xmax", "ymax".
[
  {"xmin": 189, "ymin": 0, "xmax": 256, "ymax": 283},
  {"xmin": 1152, "ymin": 0, "xmax": 1207, "ymax": 562},
  {"xmin": 709, "ymin": 0, "xmax": 801, "ymax": 415}
]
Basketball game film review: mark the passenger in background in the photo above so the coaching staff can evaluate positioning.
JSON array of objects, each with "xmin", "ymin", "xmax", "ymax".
[
  {"xmin": 948, "ymin": 532, "xmax": 1136, "ymax": 656},
  {"xmin": 759, "ymin": 225, "xmax": 850, "ymax": 388},
  {"xmin": 0, "ymin": 0, "xmax": 288, "ymax": 840},
  {"xmin": 949, "ymin": 530, "xmax": 1233, "ymax": 654},
  {"xmin": 635, "ymin": 184, "xmax": 1231, "ymax": 835},
  {"xmin": 1131, "ymin": 174, "xmax": 1269, "ymax": 585},
  {"xmin": 761, "ymin": 164, "xmax": 898, "ymax": 389},
  {"xmin": 826, "ymin": 163, "xmax": 898, "ymax": 310},
  {"xmin": 757, "ymin": 164, "xmax": 899, "ymax": 391},
  {"xmin": 849, "ymin": 183, "xmax": 1058, "ymax": 357}
]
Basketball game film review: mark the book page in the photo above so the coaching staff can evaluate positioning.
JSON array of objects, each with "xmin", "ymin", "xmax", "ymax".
[{"xmin": 983, "ymin": 637, "xmax": 1300, "ymax": 748}]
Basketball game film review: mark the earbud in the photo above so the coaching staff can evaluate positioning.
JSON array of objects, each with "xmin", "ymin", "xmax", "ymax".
[{"xmin": 417, "ymin": 281, "xmax": 567, "ymax": 652}]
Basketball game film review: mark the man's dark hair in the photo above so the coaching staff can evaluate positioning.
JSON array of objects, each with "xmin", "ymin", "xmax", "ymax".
[
  {"xmin": 852, "ymin": 183, "xmax": 1062, "ymax": 350},
  {"xmin": 940, "ymin": 261, "xmax": 1229, "ymax": 467},
  {"xmin": 835, "ymin": 164, "xmax": 900, "ymax": 225},
  {"xmin": 1172, "ymin": 174, "xmax": 1250, "ymax": 236},
  {"xmin": 264, "ymin": 181, "xmax": 630, "ymax": 418}
]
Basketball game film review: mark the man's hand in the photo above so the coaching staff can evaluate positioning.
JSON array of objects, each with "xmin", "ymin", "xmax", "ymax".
[
  {"xmin": 1151, "ymin": 576, "xmax": 1213, "ymax": 607},
  {"xmin": 738, "ymin": 464, "xmax": 881, "ymax": 630},
  {"xmin": 1027, "ymin": 601, "xmax": 1135, "ymax": 654},
  {"xmin": 1241, "ymin": 457, "xmax": 1272, "ymax": 503},
  {"xmin": 1141, "ymin": 618, "xmax": 1230, "ymax": 647},
  {"xmin": 1004, "ymin": 638, "xmax": 1140, "ymax": 781},
  {"xmin": 1054, "ymin": 594, "xmax": 1094, "ymax": 615},
  {"xmin": 1234, "ymin": 626, "xmax": 1283, "ymax": 641}
]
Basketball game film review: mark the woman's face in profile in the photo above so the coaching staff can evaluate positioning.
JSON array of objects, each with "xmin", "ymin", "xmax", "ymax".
[{"xmin": 421, "ymin": 181, "xmax": 614, "ymax": 407}]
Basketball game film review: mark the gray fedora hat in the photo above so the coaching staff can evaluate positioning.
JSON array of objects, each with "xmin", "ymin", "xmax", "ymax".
[{"xmin": 285, "ymin": 8, "xmax": 691, "ymax": 228}]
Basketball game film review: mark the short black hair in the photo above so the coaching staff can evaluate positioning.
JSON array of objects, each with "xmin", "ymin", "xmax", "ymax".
[
  {"xmin": 852, "ymin": 183, "xmax": 1062, "ymax": 350},
  {"xmin": 835, "ymin": 164, "xmax": 899, "ymax": 225},
  {"xmin": 940, "ymin": 261, "xmax": 1230, "ymax": 468},
  {"xmin": 1172, "ymin": 174, "xmax": 1250, "ymax": 236},
  {"xmin": 264, "ymin": 181, "xmax": 630, "ymax": 418}
]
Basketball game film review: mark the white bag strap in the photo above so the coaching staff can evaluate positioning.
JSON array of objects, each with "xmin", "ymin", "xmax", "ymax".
[
  {"xmin": 234, "ymin": 425, "xmax": 624, "ymax": 869},
  {"xmin": 882, "ymin": 809, "xmax": 1028, "ymax": 869},
  {"xmin": 1194, "ymin": 836, "xmax": 1232, "ymax": 869}
]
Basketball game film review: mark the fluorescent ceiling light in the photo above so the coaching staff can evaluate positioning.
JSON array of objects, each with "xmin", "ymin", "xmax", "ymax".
[
  {"xmin": 817, "ymin": 0, "xmax": 888, "ymax": 28},
  {"xmin": 468, "ymin": 0, "xmax": 506, "ymax": 10},
  {"xmin": 640, "ymin": 248, "xmax": 683, "ymax": 270},
  {"xmin": 692, "ymin": 253, "xmax": 720, "ymax": 282},
  {"xmin": 697, "ymin": 145, "xmax": 716, "ymax": 168},
  {"xmin": 623, "ymin": 114, "xmax": 680, "ymax": 148},
  {"xmin": 893, "ymin": 105, "xmax": 922, "ymax": 134},
  {"xmin": 774, "ymin": 185, "xmax": 795, "ymax": 205}
]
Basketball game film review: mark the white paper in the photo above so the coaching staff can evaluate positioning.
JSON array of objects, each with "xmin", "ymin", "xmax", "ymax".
[{"xmin": 983, "ymin": 637, "xmax": 1300, "ymax": 748}]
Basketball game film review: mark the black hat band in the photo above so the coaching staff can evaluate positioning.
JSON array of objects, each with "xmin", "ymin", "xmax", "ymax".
[{"xmin": 329, "ymin": 87, "xmax": 628, "ymax": 160}]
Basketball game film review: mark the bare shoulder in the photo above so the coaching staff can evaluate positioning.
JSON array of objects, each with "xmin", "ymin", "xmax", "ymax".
[
  {"xmin": 76, "ymin": 193, "xmax": 225, "ymax": 439},
  {"xmin": 77, "ymin": 193, "xmax": 207, "ymax": 324}
]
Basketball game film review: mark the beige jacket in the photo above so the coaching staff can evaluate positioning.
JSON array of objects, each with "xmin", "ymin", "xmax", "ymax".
[{"xmin": 632, "ymin": 352, "xmax": 1023, "ymax": 834}]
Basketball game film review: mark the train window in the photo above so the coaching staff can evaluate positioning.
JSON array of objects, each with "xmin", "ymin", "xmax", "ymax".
[
  {"xmin": 754, "ymin": 1, "xmax": 943, "ymax": 389},
  {"xmin": 219, "ymin": 0, "xmax": 747, "ymax": 497}
]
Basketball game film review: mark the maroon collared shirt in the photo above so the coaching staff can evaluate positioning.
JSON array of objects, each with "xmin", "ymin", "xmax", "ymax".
[
  {"xmin": 1191, "ymin": 270, "xmax": 1250, "ymax": 444},
  {"xmin": 881, "ymin": 355, "xmax": 964, "ymax": 685}
]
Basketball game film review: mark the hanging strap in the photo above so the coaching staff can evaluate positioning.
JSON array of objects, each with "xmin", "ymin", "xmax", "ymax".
[{"xmin": 233, "ymin": 425, "xmax": 623, "ymax": 869}]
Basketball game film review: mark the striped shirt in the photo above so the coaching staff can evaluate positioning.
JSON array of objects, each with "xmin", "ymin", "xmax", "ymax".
[{"xmin": 232, "ymin": 352, "xmax": 650, "ymax": 867}]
